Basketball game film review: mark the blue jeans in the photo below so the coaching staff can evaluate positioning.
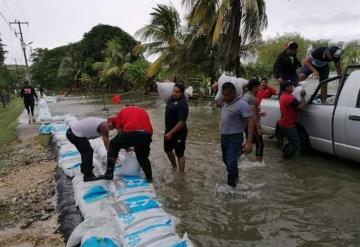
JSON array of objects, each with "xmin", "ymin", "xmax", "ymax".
[
  {"xmin": 221, "ymin": 133, "xmax": 243, "ymax": 176},
  {"xmin": 281, "ymin": 127, "xmax": 300, "ymax": 159}
]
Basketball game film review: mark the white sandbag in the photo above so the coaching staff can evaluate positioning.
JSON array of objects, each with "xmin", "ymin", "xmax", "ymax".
[
  {"xmin": 37, "ymin": 99, "xmax": 48, "ymax": 108},
  {"xmin": 292, "ymin": 82, "xmax": 311, "ymax": 104},
  {"xmin": 117, "ymin": 207, "xmax": 169, "ymax": 231},
  {"xmin": 121, "ymin": 221, "xmax": 179, "ymax": 247},
  {"xmin": 53, "ymin": 132, "xmax": 69, "ymax": 146},
  {"xmin": 156, "ymin": 82, "xmax": 175, "ymax": 102},
  {"xmin": 64, "ymin": 115, "xmax": 79, "ymax": 127},
  {"xmin": 114, "ymin": 152, "xmax": 141, "ymax": 177},
  {"xmin": 215, "ymin": 74, "xmax": 247, "ymax": 102},
  {"xmin": 89, "ymin": 138, "xmax": 107, "ymax": 163},
  {"xmin": 52, "ymin": 115, "xmax": 65, "ymax": 122},
  {"xmin": 185, "ymin": 86, "xmax": 193, "ymax": 97},
  {"xmin": 92, "ymin": 158, "xmax": 106, "ymax": 177},
  {"xmin": 59, "ymin": 143, "xmax": 77, "ymax": 156},
  {"xmin": 66, "ymin": 215, "xmax": 122, "ymax": 247}
]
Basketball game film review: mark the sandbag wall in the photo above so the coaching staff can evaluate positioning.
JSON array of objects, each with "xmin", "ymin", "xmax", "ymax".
[{"xmin": 40, "ymin": 114, "xmax": 194, "ymax": 247}]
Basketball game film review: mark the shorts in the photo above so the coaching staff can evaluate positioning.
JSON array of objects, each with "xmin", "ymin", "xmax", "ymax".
[
  {"xmin": 300, "ymin": 63, "xmax": 330, "ymax": 82},
  {"xmin": 164, "ymin": 130, "xmax": 187, "ymax": 157}
]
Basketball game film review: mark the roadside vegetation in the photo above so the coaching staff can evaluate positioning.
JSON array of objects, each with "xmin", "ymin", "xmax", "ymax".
[{"xmin": 0, "ymin": 97, "xmax": 23, "ymax": 145}]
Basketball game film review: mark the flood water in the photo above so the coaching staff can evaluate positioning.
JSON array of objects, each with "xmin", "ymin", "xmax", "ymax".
[{"xmin": 49, "ymin": 93, "xmax": 360, "ymax": 247}]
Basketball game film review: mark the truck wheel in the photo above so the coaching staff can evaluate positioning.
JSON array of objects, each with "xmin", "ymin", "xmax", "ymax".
[{"xmin": 297, "ymin": 125, "xmax": 312, "ymax": 155}]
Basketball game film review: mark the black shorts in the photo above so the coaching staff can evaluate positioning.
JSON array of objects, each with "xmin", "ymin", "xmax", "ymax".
[{"xmin": 164, "ymin": 131, "xmax": 187, "ymax": 157}]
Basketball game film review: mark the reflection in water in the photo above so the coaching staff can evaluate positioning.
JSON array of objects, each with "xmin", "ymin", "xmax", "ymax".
[{"xmin": 49, "ymin": 93, "xmax": 360, "ymax": 246}]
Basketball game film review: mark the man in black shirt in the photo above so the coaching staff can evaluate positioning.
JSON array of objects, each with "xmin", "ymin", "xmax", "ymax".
[
  {"xmin": 273, "ymin": 41, "xmax": 302, "ymax": 87},
  {"xmin": 299, "ymin": 46, "xmax": 342, "ymax": 102},
  {"xmin": 20, "ymin": 80, "xmax": 38, "ymax": 122},
  {"xmin": 164, "ymin": 83, "xmax": 189, "ymax": 173}
]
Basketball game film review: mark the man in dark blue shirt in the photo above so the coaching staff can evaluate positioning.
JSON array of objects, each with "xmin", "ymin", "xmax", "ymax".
[
  {"xmin": 300, "ymin": 46, "xmax": 342, "ymax": 102},
  {"xmin": 164, "ymin": 83, "xmax": 189, "ymax": 173}
]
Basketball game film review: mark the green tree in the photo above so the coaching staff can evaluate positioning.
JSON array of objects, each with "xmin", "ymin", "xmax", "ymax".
[
  {"xmin": 136, "ymin": 4, "xmax": 182, "ymax": 77},
  {"xmin": 57, "ymin": 49, "xmax": 84, "ymax": 96},
  {"xmin": 342, "ymin": 40, "xmax": 360, "ymax": 69},
  {"xmin": 183, "ymin": 0, "xmax": 268, "ymax": 76},
  {"xmin": 81, "ymin": 24, "xmax": 139, "ymax": 76},
  {"xmin": 123, "ymin": 58, "xmax": 150, "ymax": 92}
]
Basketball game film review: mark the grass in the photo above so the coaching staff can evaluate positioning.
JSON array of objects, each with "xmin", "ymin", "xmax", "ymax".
[
  {"xmin": 0, "ymin": 201, "xmax": 11, "ymax": 226},
  {"xmin": 0, "ymin": 97, "xmax": 24, "ymax": 146}
]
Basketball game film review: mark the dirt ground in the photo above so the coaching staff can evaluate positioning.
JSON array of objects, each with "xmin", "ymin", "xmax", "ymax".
[{"xmin": 0, "ymin": 112, "xmax": 64, "ymax": 247}]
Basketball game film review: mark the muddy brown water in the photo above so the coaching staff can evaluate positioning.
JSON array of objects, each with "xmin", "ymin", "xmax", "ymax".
[{"xmin": 49, "ymin": 93, "xmax": 360, "ymax": 247}]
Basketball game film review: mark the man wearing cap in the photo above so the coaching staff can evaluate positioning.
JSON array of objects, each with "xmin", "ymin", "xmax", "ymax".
[
  {"xmin": 299, "ymin": 46, "xmax": 342, "ymax": 102},
  {"xmin": 273, "ymin": 41, "xmax": 302, "ymax": 87},
  {"xmin": 66, "ymin": 117, "xmax": 114, "ymax": 182},
  {"xmin": 279, "ymin": 81, "xmax": 306, "ymax": 159},
  {"xmin": 104, "ymin": 106, "xmax": 153, "ymax": 182}
]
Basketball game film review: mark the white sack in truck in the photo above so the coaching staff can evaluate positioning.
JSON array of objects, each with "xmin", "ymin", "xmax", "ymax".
[{"xmin": 292, "ymin": 81, "xmax": 311, "ymax": 104}]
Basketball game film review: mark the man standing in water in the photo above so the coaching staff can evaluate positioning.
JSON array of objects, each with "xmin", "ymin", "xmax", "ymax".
[
  {"xmin": 66, "ymin": 117, "xmax": 113, "ymax": 182},
  {"xmin": 105, "ymin": 106, "xmax": 153, "ymax": 182},
  {"xmin": 20, "ymin": 80, "xmax": 38, "ymax": 122},
  {"xmin": 279, "ymin": 81, "xmax": 306, "ymax": 159},
  {"xmin": 220, "ymin": 82, "xmax": 254, "ymax": 187},
  {"xmin": 299, "ymin": 46, "xmax": 342, "ymax": 103},
  {"xmin": 243, "ymin": 79, "xmax": 264, "ymax": 162},
  {"xmin": 164, "ymin": 83, "xmax": 189, "ymax": 173}
]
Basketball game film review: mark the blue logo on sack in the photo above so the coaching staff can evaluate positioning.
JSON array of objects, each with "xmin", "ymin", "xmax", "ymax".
[
  {"xmin": 119, "ymin": 213, "xmax": 135, "ymax": 225},
  {"xmin": 67, "ymin": 162, "xmax": 81, "ymax": 170},
  {"xmin": 124, "ymin": 195, "xmax": 159, "ymax": 213},
  {"xmin": 83, "ymin": 186, "xmax": 110, "ymax": 204},
  {"xmin": 81, "ymin": 237, "xmax": 118, "ymax": 247},
  {"xmin": 171, "ymin": 240, "xmax": 188, "ymax": 247},
  {"xmin": 60, "ymin": 150, "xmax": 80, "ymax": 159},
  {"xmin": 122, "ymin": 176, "xmax": 149, "ymax": 188}
]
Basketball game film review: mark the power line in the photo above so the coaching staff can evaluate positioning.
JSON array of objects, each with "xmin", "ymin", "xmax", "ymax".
[
  {"xmin": 1, "ymin": 0, "xmax": 16, "ymax": 20},
  {"xmin": 0, "ymin": 10, "xmax": 17, "ymax": 34},
  {"xmin": 15, "ymin": 0, "xmax": 27, "ymax": 22}
]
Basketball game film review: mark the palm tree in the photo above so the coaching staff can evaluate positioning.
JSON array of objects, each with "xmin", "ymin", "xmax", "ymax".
[
  {"xmin": 92, "ymin": 39, "xmax": 129, "ymax": 89},
  {"xmin": 92, "ymin": 39, "xmax": 129, "ymax": 111},
  {"xmin": 135, "ymin": 4, "xmax": 182, "ymax": 77},
  {"xmin": 182, "ymin": 0, "xmax": 268, "ymax": 76},
  {"xmin": 57, "ymin": 53, "xmax": 83, "ymax": 96}
]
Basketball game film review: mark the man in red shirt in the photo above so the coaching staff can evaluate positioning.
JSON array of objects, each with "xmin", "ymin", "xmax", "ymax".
[
  {"xmin": 279, "ymin": 81, "xmax": 306, "ymax": 159},
  {"xmin": 257, "ymin": 78, "xmax": 277, "ymax": 105},
  {"xmin": 104, "ymin": 106, "xmax": 153, "ymax": 182}
]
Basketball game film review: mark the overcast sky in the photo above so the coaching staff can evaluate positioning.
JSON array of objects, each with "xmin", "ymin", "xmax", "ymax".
[{"xmin": 1, "ymin": 0, "xmax": 359, "ymax": 65}]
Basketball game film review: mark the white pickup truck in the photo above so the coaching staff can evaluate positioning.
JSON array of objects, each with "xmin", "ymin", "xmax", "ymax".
[{"xmin": 260, "ymin": 65, "xmax": 360, "ymax": 162}]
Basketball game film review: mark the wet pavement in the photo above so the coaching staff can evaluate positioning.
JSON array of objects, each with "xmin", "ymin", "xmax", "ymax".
[{"xmin": 49, "ymin": 93, "xmax": 360, "ymax": 247}]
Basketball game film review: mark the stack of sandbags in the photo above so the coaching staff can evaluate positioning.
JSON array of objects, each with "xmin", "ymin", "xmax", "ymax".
[
  {"xmin": 45, "ymin": 111, "xmax": 194, "ymax": 247},
  {"xmin": 37, "ymin": 99, "xmax": 52, "ymax": 124}
]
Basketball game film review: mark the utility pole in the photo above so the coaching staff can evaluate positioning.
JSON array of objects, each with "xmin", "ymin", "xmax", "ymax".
[{"xmin": 9, "ymin": 20, "xmax": 29, "ymax": 80}]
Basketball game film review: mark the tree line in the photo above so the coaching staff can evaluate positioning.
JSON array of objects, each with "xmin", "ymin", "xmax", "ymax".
[{"xmin": 1, "ymin": 1, "xmax": 359, "ymax": 95}]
